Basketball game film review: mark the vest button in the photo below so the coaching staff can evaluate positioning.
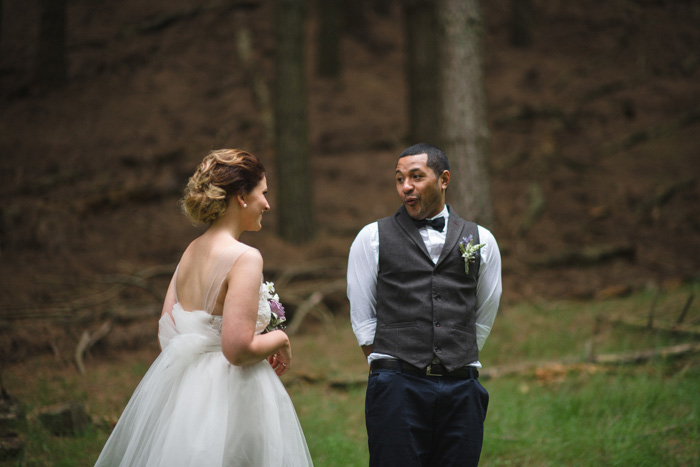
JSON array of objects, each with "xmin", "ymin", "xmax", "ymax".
[
  {"xmin": 433, "ymin": 293, "xmax": 441, "ymax": 300},
  {"xmin": 435, "ymin": 346, "xmax": 442, "ymax": 353},
  {"xmin": 434, "ymin": 321, "xmax": 441, "ymax": 327}
]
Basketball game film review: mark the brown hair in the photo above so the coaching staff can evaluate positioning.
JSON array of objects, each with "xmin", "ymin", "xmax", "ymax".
[{"xmin": 181, "ymin": 149, "xmax": 266, "ymax": 224}]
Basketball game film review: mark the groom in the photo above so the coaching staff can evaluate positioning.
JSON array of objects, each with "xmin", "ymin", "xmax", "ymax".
[{"xmin": 347, "ymin": 143, "xmax": 502, "ymax": 466}]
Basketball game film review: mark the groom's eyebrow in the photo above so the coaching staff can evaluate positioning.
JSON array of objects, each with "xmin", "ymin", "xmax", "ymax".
[
  {"xmin": 397, "ymin": 166, "xmax": 423, "ymax": 174},
  {"xmin": 399, "ymin": 169, "xmax": 424, "ymax": 176}
]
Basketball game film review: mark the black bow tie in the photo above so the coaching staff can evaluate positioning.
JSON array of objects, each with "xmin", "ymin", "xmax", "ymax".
[{"xmin": 412, "ymin": 216, "xmax": 445, "ymax": 232}]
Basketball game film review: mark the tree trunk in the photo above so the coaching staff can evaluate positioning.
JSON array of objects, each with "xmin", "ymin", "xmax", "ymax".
[
  {"xmin": 274, "ymin": 0, "xmax": 315, "ymax": 243},
  {"xmin": 343, "ymin": 0, "xmax": 368, "ymax": 42},
  {"xmin": 37, "ymin": 0, "xmax": 67, "ymax": 88},
  {"xmin": 0, "ymin": 0, "xmax": 3, "ymax": 54},
  {"xmin": 436, "ymin": 0, "xmax": 493, "ymax": 226},
  {"xmin": 373, "ymin": 0, "xmax": 392, "ymax": 17},
  {"xmin": 509, "ymin": 0, "xmax": 533, "ymax": 48},
  {"xmin": 233, "ymin": 7, "xmax": 274, "ymax": 145},
  {"xmin": 316, "ymin": 0, "xmax": 342, "ymax": 78},
  {"xmin": 403, "ymin": 0, "xmax": 441, "ymax": 143}
]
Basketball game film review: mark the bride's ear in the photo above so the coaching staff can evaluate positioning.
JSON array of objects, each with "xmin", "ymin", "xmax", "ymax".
[{"xmin": 236, "ymin": 194, "xmax": 247, "ymax": 209}]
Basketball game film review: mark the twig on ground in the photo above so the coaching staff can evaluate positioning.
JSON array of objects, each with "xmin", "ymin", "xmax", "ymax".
[
  {"xmin": 480, "ymin": 342, "xmax": 700, "ymax": 380},
  {"xmin": 74, "ymin": 321, "xmax": 113, "ymax": 374},
  {"xmin": 676, "ymin": 293, "xmax": 695, "ymax": 325}
]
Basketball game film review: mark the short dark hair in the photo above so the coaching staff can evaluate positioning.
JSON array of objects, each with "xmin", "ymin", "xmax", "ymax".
[{"xmin": 398, "ymin": 143, "xmax": 450, "ymax": 177}]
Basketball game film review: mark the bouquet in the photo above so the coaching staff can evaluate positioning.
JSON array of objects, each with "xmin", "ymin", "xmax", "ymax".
[
  {"xmin": 459, "ymin": 235, "xmax": 485, "ymax": 275},
  {"xmin": 262, "ymin": 281, "xmax": 287, "ymax": 333}
]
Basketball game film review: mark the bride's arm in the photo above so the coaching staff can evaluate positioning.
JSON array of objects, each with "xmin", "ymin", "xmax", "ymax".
[
  {"xmin": 154, "ymin": 276, "xmax": 179, "ymax": 350},
  {"xmin": 160, "ymin": 276, "xmax": 177, "ymax": 320},
  {"xmin": 220, "ymin": 248, "xmax": 291, "ymax": 371}
]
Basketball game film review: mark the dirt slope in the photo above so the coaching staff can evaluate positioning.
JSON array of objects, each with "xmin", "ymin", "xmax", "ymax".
[{"xmin": 1, "ymin": 0, "xmax": 698, "ymax": 358}]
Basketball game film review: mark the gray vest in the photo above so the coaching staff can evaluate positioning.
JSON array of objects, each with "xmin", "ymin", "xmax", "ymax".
[{"xmin": 374, "ymin": 205, "xmax": 480, "ymax": 372}]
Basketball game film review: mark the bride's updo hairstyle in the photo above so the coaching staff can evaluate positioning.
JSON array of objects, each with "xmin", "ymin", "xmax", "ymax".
[{"xmin": 181, "ymin": 149, "xmax": 266, "ymax": 224}]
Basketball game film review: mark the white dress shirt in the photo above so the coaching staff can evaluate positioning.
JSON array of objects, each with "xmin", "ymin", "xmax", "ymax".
[{"xmin": 347, "ymin": 206, "xmax": 502, "ymax": 368}]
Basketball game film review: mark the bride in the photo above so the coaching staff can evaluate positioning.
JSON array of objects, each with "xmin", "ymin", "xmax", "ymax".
[{"xmin": 95, "ymin": 149, "xmax": 313, "ymax": 466}]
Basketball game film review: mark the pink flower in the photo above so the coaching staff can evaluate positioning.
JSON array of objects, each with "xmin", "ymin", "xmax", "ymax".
[{"xmin": 269, "ymin": 300, "xmax": 286, "ymax": 320}]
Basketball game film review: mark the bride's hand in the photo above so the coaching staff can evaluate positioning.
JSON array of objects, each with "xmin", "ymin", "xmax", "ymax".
[{"xmin": 268, "ymin": 343, "xmax": 292, "ymax": 376}]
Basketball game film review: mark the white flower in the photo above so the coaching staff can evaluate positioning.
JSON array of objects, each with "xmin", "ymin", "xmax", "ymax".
[
  {"xmin": 262, "ymin": 281, "xmax": 286, "ymax": 333},
  {"xmin": 459, "ymin": 235, "xmax": 485, "ymax": 275},
  {"xmin": 263, "ymin": 281, "xmax": 280, "ymax": 301}
]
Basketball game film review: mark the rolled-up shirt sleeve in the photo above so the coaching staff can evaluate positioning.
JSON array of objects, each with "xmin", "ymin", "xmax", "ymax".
[
  {"xmin": 347, "ymin": 223, "xmax": 379, "ymax": 347},
  {"xmin": 474, "ymin": 225, "xmax": 502, "ymax": 350},
  {"xmin": 347, "ymin": 221, "xmax": 502, "ymax": 359}
]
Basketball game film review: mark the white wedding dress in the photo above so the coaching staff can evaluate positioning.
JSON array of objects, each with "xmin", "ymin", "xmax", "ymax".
[{"xmin": 95, "ymin": 247, "xmax": 313, "ymax": 466}]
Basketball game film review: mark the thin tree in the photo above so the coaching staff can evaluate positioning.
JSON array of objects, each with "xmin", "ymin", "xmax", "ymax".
[
  {"xmin": 37, "ymin": 0, "xmax": 67, "ymax": 88},
  {"xmin": 343, "ymin": 0, "xmax": 368, "ymax": 42},
  {"xmin": 316, "ymin": 0, "xmax": 342, "ymax": 79},
  {"xmin": 274, "ymin": 0, "xmax": 315, "ymax": 243},
  {"xmin": 437, "ymin": 0, "xmax": 493, "ymax": 227},
  {"xmin": 404, "ymin": 0, "xmax": 493, "ymax": 226},
  {"xmin": 509, "ymin": 0, "xmax": 533, "ymax": 48},
  {"xmin": 403, "ymin": 0, "xmax": 441, "ymax": 144}
]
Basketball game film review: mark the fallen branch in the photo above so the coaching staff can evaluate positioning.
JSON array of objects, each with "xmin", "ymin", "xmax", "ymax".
[
  {"xmin": 286, "ymin": 292, "xmax": 325, "ymax": 336},
  {"xmin": 636, "ymin": 178, "xmax": 696, "ymax": 218},
  {"xmin": 103, "ymin": 304, "xmax": 162, "ymax": 323},
  {"xmin": 676, "ymin": 293, "xmax": 695, "ymax": 325},
  {"xmin": 480, "ymin": 358, "xmax": 578, "ymax": 380},
  {"xmin": 273, "ymin": 258, "xmax": 347, "ymax": 288},
  {"xmin": 593, "ymin": 342, "xmax": 700, "ymax": 365},
  {"xmin": 121, "ymin": 1, "xmax": 262, "ymax": 38},
  {"xmin": 97, "ymin": 274, "xmax": 164, "ymax": 302},
  {"xmin": 76, "ymin": 183, "xmax": 180, "ymax": 214},
  {"xmin": 607, "ymin": 316, "xmax": 700, "ymax": 338},
  {"xmin": 480, "ymin": 342, "xmax": 700, "ymax": 380},
  {"xmin": 0, "ymin": 265, "xmax": 174, "ymax": 324},
  {"xmin": 74, "ymin": 321, "xmax": 113, "ymax": 374},
  {"xmin": 598, "ymin": 107, "xmax": 700, "ymax": 158},
  {"xmin": 286, "ymin": 373, "xmax": 367, "ymax": 391},
  {"xmin": 527, "ymin": 243, "xmax": 635, "ymax": 268},
  {"xmin": 284, "ymin": 280, "xmax": 346, "ymax": 335}
]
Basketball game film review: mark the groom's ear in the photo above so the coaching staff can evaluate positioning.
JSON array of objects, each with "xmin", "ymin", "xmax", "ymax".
[{"xmin": 439, "ymin": 170, "xmax": 450, "ymax": 190}]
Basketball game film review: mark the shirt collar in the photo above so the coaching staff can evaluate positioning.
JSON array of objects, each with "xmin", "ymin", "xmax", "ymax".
[{"xmin": 427, "ymin": 205, "xmax": 449, "ymax": 222}]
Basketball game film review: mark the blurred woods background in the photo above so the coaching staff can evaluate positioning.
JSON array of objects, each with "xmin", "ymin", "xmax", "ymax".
[
  {"xmin": 1, "ymin": 0, "xmax": 699, "ymax": 369},
  {"xmin": 0, "ymin": 0, "xmax": 699, "ymax": 462}
]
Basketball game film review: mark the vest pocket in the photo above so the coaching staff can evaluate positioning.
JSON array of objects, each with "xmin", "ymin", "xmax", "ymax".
[{"xmin": 382, "ymin": 321, "xmax": 417, "ymax": 329}]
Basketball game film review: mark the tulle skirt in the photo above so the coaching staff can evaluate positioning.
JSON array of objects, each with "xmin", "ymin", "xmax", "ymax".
[{"xmin": 95, "ymin": 327, "xmax": 313, "ymax": 466}]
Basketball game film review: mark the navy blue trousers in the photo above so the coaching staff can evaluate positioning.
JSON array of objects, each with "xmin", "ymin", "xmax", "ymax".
[{"xmin": 365, "ymin": 367, "xmax": 489, "ymax": 467}]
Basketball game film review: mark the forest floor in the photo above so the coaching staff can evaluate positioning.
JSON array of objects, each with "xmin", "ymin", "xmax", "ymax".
[{"xmin": 0, "ymin": 0, "xmax": 698, "ymax": 369}]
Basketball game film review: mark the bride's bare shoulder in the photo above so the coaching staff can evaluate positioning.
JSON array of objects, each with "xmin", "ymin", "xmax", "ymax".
[
  {"xmin": 175, "ymin": 236, "xmax": 252, "ymax": 279},
  {"xmin": 227, "ymin": 245, "xmax": 262, "ymax": 274},
  {"xmin": 200, "ymin": 237, "xmax": 262, "ymax": 271}
]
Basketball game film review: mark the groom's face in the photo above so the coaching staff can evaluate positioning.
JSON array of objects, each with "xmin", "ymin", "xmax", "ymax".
[{"xmin": 395, "ymin": 153, "xmax": 449, "ymax": 220}]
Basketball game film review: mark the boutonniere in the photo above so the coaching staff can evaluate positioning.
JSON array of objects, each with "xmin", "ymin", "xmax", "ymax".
[
  {"xmin": 459, "ymin": 235, "xmax": 485, "ymax": 274},
  {"xmin": 262, "ymin": 281, "xmax": 287, "ymax": 333}
]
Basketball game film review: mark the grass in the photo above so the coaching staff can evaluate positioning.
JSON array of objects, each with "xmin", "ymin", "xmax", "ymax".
[
  {"xmin": 290, "ymin": 385, "xmax": 368, "ymax": 467},
  {"xmin": 2, "ymin": 281, "xmax": 698, "ymax": 466},
  {"xmin": 482, "ymin": 365, "xmax": 700, "ymax": 465}
]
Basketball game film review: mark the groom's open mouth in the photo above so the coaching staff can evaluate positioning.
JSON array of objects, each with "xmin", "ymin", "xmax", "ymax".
[{"xmin": 404, "ymin": 196, "xmax": 419, "ymax": 206}]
